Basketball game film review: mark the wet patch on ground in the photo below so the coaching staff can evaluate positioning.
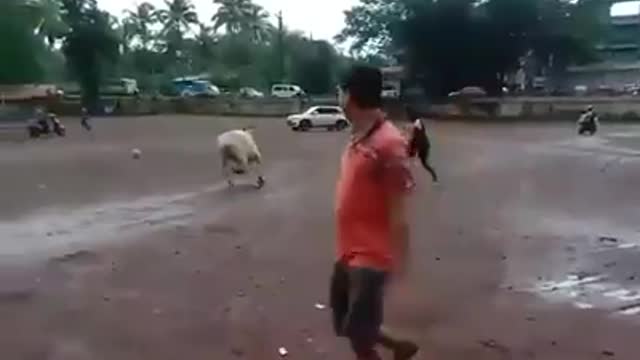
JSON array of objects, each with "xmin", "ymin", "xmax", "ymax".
[{"xmin": 512, "ymin": 233, "xmax": 640, "ymax": 319}]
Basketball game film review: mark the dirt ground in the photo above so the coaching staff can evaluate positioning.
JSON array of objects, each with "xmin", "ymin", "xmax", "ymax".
[{"xmin": 1, "ymin": 115, "xmax": 640, "ymax": 360}]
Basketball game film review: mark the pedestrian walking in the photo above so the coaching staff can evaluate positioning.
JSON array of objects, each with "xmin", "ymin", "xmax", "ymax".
[{"xmin": 331, "ymin": 65, "xmax": 419, "ymax": 360}]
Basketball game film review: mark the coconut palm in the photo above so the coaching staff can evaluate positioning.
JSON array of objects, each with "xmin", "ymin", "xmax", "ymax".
[
  {"xmin": 246, "ymin": 4, "xmax": 273, "ymax": 43},
  {"xmin": 212, "ymin": 0, "xmax": 271, "ymax": 42},
  {"xmin": 212, "ymin": 0, "xmax": 253, "ymax": 34},
  {"xmin": 123, "ymin": 2, "xmax": 158, "ymax": 50},
  {"xmin": 156, "ymin": 0, "xmax": 199, "ymax": 44}
]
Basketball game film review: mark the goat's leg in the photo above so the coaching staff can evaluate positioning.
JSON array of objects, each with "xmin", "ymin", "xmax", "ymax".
[
  {"xmin": 248, "ymin": 155, "xmax": 265, "ymax": 189},
  {"xmin": 221, "ymin": 155, "xmax": 234, "ymax": 187}
]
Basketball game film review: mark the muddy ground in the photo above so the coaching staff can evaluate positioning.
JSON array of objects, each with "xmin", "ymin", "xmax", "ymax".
[{"xmin": 1, "ymin": 115, "xmax": 640, "ymax": 360}]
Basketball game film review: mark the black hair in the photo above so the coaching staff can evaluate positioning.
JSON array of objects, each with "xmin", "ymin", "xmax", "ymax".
[{"xmin": 340, "ymin": 65, "xmax": 383, "ymax": 109}]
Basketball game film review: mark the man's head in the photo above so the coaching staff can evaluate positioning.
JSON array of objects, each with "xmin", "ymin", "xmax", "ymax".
[{"xmin": 339, "ymin": 65, "xmax": 383, "ymax": 120}]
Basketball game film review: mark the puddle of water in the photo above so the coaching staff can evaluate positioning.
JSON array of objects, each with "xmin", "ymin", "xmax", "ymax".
[
  {"xmin": 619, "ymin": 304, "xmax": 640, "ymax": 316},
  {"xmin": 528, "ymin": 273, "xmax": 640, "ymax": 318}
]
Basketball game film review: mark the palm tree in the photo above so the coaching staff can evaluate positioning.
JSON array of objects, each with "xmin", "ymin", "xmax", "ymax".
[
  {"xmin": 123, "ymin": 2, "xmax": 158, "ymax": 50},
  {"xmin": 156, "ymin": 0, "xmax": 199, "ymax": 45},
  {"xmin": 212, "ymin": 0, "xmax": 271, "ymax": 42},
  {"xmin": 212, "ymin": 0, "xmax": 253, "ymax": 34},
  {"xmin": 246, "ymin": 4, "xmax": 273, "ymax": 43},
  {"xmin": 194, "ymin": 24, "xmax": 218, "ymax": 55}
]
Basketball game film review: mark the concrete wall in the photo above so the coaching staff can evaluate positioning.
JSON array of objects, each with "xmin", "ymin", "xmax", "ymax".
[
  {"xmin": 477, "ymin": 97, "xmax": 640, "ymax": 120},
  {"xmin": 423, "ymin": 96, "xmax": 640, "ymax": 120},
  {"xmin": 559, "ymin": 68, "xmax": 640, "ymax": 91},
  {"xmin": 7, "ymin": 97, "xmax": 305, "ymax": 118}
]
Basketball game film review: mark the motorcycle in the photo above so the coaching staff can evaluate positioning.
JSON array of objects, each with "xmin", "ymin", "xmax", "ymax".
[
  {"xmin": 27, "ymin": 115, "xmax": 65, "ymax": 138},
  {"xmin": 577, "ymin": 112, "xmax": 598, "ymax": 136}
]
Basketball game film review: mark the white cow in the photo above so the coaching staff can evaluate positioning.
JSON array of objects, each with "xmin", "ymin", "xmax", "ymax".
[{"xmin": 217, "ymin": 127, "xmax": 265, "ymax": 188}]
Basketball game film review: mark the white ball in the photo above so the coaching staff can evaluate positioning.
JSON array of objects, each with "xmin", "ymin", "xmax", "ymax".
[{"xmin": 131, "ymin": 148, "xmax": 142, "ymax": 159}]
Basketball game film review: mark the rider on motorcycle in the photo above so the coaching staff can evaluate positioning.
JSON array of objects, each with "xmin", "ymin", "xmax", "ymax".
[{"xmin": 577, "ymin": 105, "xmax": 599, "ymax": 136}]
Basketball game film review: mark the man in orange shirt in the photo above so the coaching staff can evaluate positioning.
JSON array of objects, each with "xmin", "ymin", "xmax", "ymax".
[{"xmin": 331, "ymin": 65, "xmax": 419, "ymax": 360}]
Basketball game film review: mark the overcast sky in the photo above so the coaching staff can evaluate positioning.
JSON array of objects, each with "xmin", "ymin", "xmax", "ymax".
[
  {"xmin": 98, "ymin": 0, "xmax": 640, "ymax": 42},
  {"xmin": 98, "ymin": 0, "xmax": 359, "ymax": 41}
]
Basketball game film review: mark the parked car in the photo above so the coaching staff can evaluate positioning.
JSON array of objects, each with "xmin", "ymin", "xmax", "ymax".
[
  {"xmin": 101, "ymin": 78, "xmax": 140, "ymax": 96},
  {"xmin": 286, "ymin": 106, "xmax": 349, "ymax": 132},
  {"xmin": 448, "ymin": 86, "xmax": 487, "ymax": 98},
  {"xmin": 271, "ymin": 84, "xmax": 306, "ymax": 98},
  {"xmin": 239, "ymin": 87, "xmax": 265, "ymax": 98},
  {"xmin": 381, "ymin": 83, "xmax": 401, "ymax": 99},
  {"xmin": 173, "ymin": 79, "xmax": 220, "ymax": 97}
]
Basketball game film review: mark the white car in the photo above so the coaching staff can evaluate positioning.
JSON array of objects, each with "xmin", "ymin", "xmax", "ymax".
[
  {"xmin": 272, "ymin": 84, "xmax": 306, "ymax": 98},
  {"xmin": 239, "ymin": 87, "xmax": 265, "ymax": 98},
  {"xmin": 381, "ymin": 84, "xmax": 400, "ymax": 99},
  {"xmin": 286, "ymin": 106, "xmax": 349, "ymax": 132}
]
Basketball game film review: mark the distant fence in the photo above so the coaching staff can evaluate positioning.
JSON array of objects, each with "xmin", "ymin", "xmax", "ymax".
[
  {"xmin": 0, "ymin": 96, "xmax": 310, "ymax": 118},
  {"xmin": 10, "ymin": 93, "xmax": 640, "ymax": 122},
  {"xmin": 425, "ymin": 96, "xmax": 640, "ymax": 121}
]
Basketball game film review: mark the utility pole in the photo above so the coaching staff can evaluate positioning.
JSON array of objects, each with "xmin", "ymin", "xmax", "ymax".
[{"xmin": 277, "ymin": 11, "xmax": 285, "ymax": 82}]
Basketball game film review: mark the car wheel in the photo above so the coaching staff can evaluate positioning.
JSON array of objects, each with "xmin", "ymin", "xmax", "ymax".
[
  {"xmin": 299, "ymin": 119, "xmax": 312, "ymax": 131},
  {"xmin": 335, "ymin": 119, "xmax": 349, "ymax": 131}
]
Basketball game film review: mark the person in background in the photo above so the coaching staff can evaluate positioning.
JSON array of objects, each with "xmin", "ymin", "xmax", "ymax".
[
  {"xmin": 331, "ymin": 65, "xmax": 419, "ymax": 360},
  {"xmin": 35, "ymin": 107, "xmax": 50, "ymax": 134},
  {"xmin": 577, "ymin": 105, "xmax": 599, "ymax": 136},
  {"xmin": 406, "ymin": 105, "xmax": 438, "ymax": 183},
  {"xmin": 81, "ymin": 107, "xmax": 92, "ymax": 131},
  {"xmin": 49, "ymin": 113, "xmax": 65, "ymax": 137}
]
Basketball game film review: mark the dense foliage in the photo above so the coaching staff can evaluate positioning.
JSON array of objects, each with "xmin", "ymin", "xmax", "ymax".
[
  {"xmin": 338, "ymin": 0, "xmax": 606, "ymax": 96},
  {"xmin": 0, "ymin": 0, "xmax": 347, "ymax": 99}
]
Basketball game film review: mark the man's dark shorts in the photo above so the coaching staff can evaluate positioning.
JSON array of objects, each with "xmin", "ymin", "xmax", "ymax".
[{"xmin": 330, "ymin": 261, "xmax": 388, "ymax": 343}]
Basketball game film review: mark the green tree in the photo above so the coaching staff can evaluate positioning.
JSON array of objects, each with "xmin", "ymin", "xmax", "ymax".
[
  {"xmin": 0, "ymin": 0, "xmax": 46, "ymax": 84},
  {"xmin": 29, "ymin": 0, "xmax": 69, "ymax": 48},
  {"xmin": 60, "ymin": 0, "xmax": 120, "ymax": 108},
  {"xmin": 156, "ymin": 0, "xmax": 199, "ymax": 49},
  {"xmin": 336, "ymin": 0, "xmax": 407, "ymax": 56},
  {"xmin": 289, "ymin": 38, "xmax": 338, "ymax": 94},
  {"xmin": 123, "ymin": 2, "xmax": 158, "ymax": 51},
  {"xmin": 212, "ymin": 0, "xmax": 254, "ymax": 34},
  {"xmin": 212, "ymin": 0, "xmax": 272, "ymax": 43},
  {"xmin": 340, "ymin": 0, "xmax": 604, "ymax": 97}
]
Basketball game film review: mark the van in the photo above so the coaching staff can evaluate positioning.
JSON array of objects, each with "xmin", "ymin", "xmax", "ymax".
[{"xmin": 271, "ymin": 84, "xmax": 305, "ymax": 98}]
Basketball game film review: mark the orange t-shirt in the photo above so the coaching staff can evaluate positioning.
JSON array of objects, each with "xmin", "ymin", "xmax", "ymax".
[{"xmin": 335, "ymin": 119, "xmax": 415, "ymax": 271}]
